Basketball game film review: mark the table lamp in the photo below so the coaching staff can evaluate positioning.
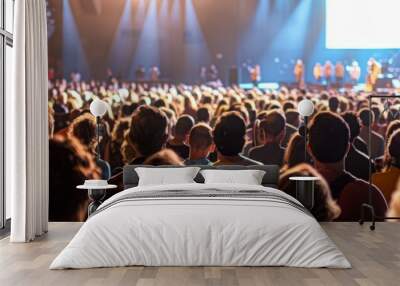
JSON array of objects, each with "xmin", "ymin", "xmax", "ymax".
[
  {"xmin": 298, "ymin": 99, "xmax": 314, "ymax": 162},
  {"xmin": 89, "ymin": 99, "xmax": 107, "ymax": 161}
]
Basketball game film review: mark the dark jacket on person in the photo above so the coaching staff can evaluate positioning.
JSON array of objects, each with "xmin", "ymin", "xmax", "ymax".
[
  {"xmin": 248, "ymin": 143, "xmax": 285, "ymax": 166},
  {"xmin": 282, "ymin": 124, "xmax": 297, "ymax": 147},
  {"xmin": 354, "ymin": 136, "xmax": 368, "ymax": 155},
  {"xmin": 166, "ymin": 142, "xmax": 189, "ymax": 159},
  {"xmin": 328, "ymin": 171, "xmax": 387, "ymax": 221},
  {"xmin": 345, "ymin": 144, "xmax": 375, "ymax": 181}
]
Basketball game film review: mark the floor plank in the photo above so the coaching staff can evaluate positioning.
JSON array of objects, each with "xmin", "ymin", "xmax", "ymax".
[{"xmin": 0, "ymin": 222, "xmax": 399, "ymax": 286}]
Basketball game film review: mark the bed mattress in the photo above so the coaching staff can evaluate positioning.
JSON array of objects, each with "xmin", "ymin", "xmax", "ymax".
[{"xmin": 50, "ymin": 183, "xmax": 350, "ymax": 269}]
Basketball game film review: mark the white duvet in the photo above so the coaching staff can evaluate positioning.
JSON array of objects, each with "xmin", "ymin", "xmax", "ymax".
[{"xmin": 50, "ymin": 183, "xmax": 351, "ymax": 269}]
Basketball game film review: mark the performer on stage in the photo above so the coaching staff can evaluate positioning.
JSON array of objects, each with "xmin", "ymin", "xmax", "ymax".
[
  {"xmin": 208, "ymin": 64, "xmax": 219, "ymax": 82},
  {"xmin": 367, "ymin": 57, "xmax": 381, "ymax": 90},
  {"xmin": 135, "ymin": 66, "xmax": 146, "ymax": 81},
  {"xmin": 335, "ymin": 61, "xmax": 345, "ymax": 86},
  {"xmin": 346, "ymin": 61, "xmax": 361, "ymax": 84},
  {"xmin": 313, "ymin": 62, "xmax": 322, "ymax": 83},
  {"xmin": 294, "ymin": 59, "xmax": 304, "ymax": 87},
  {"xmin": 150, "ymin": 66, "xmax": 160, "ymax": 82},
  {"xmin": 249, "ymin": 64, "xmax": 261, "ymax": 87},
  {"xmin": 200, "ymin": 66, "xmax": 207, "ymax": 83},
  {"xmin": 324, "ymin": 60, "xmax": 333, "ymax": 86}
]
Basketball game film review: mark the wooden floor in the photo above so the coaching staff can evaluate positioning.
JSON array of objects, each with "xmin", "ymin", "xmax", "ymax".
[{"xmin": 0, "ymin": 222, "xmax": 399, "ymax": 286}]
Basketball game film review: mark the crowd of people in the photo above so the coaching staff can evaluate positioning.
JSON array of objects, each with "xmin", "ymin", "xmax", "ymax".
[{"xmin": 48, "ymin": 77, "xmax": 400, "ymax": 223}]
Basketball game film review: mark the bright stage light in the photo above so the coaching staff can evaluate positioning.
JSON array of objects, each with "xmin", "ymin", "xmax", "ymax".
[{"xmin": 326, "ymin": 0, "xmax": 400, "ymax": 49}]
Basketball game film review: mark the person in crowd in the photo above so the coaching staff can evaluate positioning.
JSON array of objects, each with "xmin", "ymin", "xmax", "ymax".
[
  {"xmin": 49, "ymin": 135, "xmax": 100, "ymax": 222},
  {"xmin": 213, "ymin": 111, "xmax": 261, "ymax": 166},
  {"xmin": 249, "ymin": 110, "xmax": 286, "ymax": 166},
  {"xmin": 68, "ymin": 112, "xmax": 111, "ymax": 179},
  {"xmin": 358, "ymin": 108, "xmax": 385, "ymax": 160},
  {"xmin": 48, "ymin": 106, "xmax": 55, "ymax": 138},
  {"xmin": 109, "ymin": 106, "xmax": 169, "ymax": 190},
  {"xmin": 48, "ymin": 75, "xmax": 400, "ymax": 223},
  {"xmin": 354, "ymin": 134, "xmax": 369, "ymax": 157},
  {"xmin": 308, "ymin": 111, "xmax": 387, "ymax": 221},
  {"xmin": 143, "ymin": 149, "xmax": 183, "ymax": 166},
  {"xmin": 387, "ymin": 180, "xmax": 400, "ymax": 220},
  {"xmin": 372, "ymin": 130, "xmax": 400, "ymax": 204},
  {"xmin": 183, "ymin": 96, "xmax": 197, "ymax": 118},
  {"xmin": 52, "ymin": 91, "xmax": 69, "ymax": 114},
  {"xmin": 279, "ymin": 163, "xmax": 341, "ymax": 221},
  {"xmin": 281, "ymin": 132, "xmax": 310, "ymax": 171},
  {"xmin": 68, "ymin": 112, "xmax": 96, "ymax": 151},
  {"xmin": 282, "ymin": 109, "xmax": 299, "ymax": 147},
  {"xmin": 109, "ymin": 118, "xmax": 130, "ymax": 172},
  {"xmin": 385, "ymin": 120, "xmax": 400, "ymax": 144},
  {"xmin": 127, "ymin": 106, "xmax": 169, "ymax": 161},
  {"xmin": 184, "ymin": 123, "xmax": 214, "ymax": 166},
  {"xmin": 328, "ymin": 97, "xmax": 340, "ymax": 113},
  {"xmin": 167, "ymin": 115, "xmax": 195, "ymax": 159},
  {"xmin": 371, "ymin": 105, "xmax": 384, "ymax": 135},
  {"xmin": 196, "ymin": 106, "xmax": 211, "ymax": 124},
  {"xmin": 342, "ymin": 112, "xmax": 375, "ymax": 181}
]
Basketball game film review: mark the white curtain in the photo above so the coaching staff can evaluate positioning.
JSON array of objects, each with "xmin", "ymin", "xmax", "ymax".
[{"xmin": 8, "ymin": 0, "xmax": 49, "ymax": 242}]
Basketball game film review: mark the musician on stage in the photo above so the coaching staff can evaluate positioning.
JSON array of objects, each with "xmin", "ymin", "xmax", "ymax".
[
  {"xmin": 313, "ymin": 62, "xmax": 322, "ymax": 83},
  {"xmin": 294, "ymin": 59, "xmax": 304, "ymax": 87},
  {"xmin": 367, "ymin": 58, "xmax": 381, "ymax": 90},
  {"xmin": 335, "ymin": 61, "xmax": 345, "ymax": 86},
  {"xmin": 150, "ymin": 66, "xmax": 160, "ymax": 82},
  {"xmin": 324, "ymin": 60, "xmax": 333, "ymax": 86},
  {"xmin": 249, "ymin": 64, "xmax": 261, "ymax": 87},
  {"xmin": 346, "ymin": 61, "xmax": 361, "ymax": 84}
]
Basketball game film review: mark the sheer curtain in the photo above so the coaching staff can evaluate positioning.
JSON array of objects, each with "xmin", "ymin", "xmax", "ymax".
[{"xmin": 8, "ymin": 0, "xmax": 49, "ymax": 242}]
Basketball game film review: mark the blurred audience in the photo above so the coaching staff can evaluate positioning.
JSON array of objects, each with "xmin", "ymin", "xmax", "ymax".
[
  {"xmin": 108, "ymin": 105, "xmax": 168, "ymax": 190},
  {"xmin": 49, "ymin": 135, "xmax": 100, "ymax": 221},
  {"xmin": 48, "ymin": 77, "xmax": 400, "ymax": 222},
  {"xmin": 308, "ymin": 112, "xmax": 387, "ymax": 221}
]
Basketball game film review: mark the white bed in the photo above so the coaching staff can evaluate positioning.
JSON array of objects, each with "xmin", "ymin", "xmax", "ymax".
[{"xmin": 50, "ymin": 183, "xmax": 351, "ymax": 269}]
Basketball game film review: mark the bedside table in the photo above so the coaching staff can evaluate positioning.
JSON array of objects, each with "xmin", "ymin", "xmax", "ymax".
[
  {"xmin": 77, "ymin": 184, "xmax": 117, "ymax": 216},
  {"xmin": 289, "ymin": 176, "xmax": 319, "ymax": 209}
]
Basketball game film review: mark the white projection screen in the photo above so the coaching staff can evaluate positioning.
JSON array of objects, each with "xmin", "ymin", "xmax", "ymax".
[{"xmin": 326, "ymin": 0, "xmax": 400, "ymax": 49}]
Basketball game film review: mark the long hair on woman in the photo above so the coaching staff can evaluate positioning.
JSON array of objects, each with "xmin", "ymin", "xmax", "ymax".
[
  {"xmin": 279, "ymin": 163, "xmax": 341, "ymax": 221},
  {"xmin": 49, "ymin": 135, "xmax": 101, "ymax": 222}
]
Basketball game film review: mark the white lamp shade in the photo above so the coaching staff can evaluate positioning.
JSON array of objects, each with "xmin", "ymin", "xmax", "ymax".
[
  {"xmin": 90, "ymin": 99, "xmax": 107, "ymax": 117},
  {"xmin": 298, "ymin": 99, "xmax": 314, "ymax": 117}
]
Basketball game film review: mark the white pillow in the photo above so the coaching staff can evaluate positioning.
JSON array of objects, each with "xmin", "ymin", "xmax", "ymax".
[
  {"xmin": 200, "ymin": 169, "xmax": 266, "ymax": 185},
  {"xmin": 135, "ymin": 167, "xmax": 200, "ymax": 186}
]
